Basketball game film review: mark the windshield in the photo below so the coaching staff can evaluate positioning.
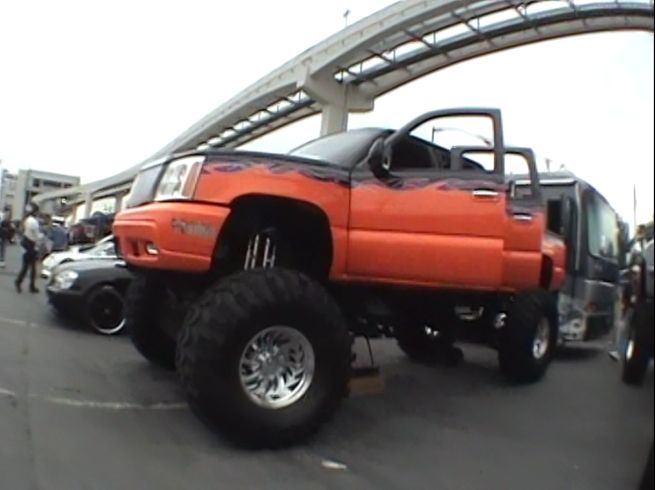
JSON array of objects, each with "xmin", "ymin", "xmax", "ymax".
[
  {"xmin": 586, "ymin": 191, "xmax": 618, "ymax": 261},
  {"xmin": 87, "ymin": 236, "xmax": 115, "ymax": 256},
  {"xmin": 289, "ymin": 128, "xmax": 388, "ymax": 168}
]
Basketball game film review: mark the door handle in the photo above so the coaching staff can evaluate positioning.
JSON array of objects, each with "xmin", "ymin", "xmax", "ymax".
[
  {"xmin": 512, "ymin": 213, "xmax": 533, "ymax": 222},
  {"xmin": 472, "ymin": 189, "xmax": 499, "ymax": 198}
]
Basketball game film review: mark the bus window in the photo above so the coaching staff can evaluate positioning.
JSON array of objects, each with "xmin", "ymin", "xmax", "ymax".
[{"xmin": 586, "ymin": 193, "xmax": 618, "ymax": 261}]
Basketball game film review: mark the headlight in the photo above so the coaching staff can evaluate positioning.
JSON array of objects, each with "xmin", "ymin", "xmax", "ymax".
[
  {"xmin": 155, "ymin": 155, "xmax": 205, "ymax": 201},
  {"xmin": 43, "ymin": 256, "xmax": 55, "ymax": 268},
  {"xmin": 53, "ymin": 270, "xmax": 79, "ymax": 290}
]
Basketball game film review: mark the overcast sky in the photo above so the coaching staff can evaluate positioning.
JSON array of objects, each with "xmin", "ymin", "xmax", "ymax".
[{"xmin": 1, "ymin": 0, "xmax": 653, "ymax": 225}]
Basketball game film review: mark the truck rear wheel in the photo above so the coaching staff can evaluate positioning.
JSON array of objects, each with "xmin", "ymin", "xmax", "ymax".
[
  {"xmin": 125, "ymin": 274, "xmax": 176, "ymax": 370},
  {"xmin": 622, "ymin": 302, "xmax": 653, "ymax": 386},
  {"xmin": 498, "ymin": 291, "xmax": 558, "ymax": 383},
  {"xmin": 176, "ymin": 268, "xmax": 351, "ymax": 448}
]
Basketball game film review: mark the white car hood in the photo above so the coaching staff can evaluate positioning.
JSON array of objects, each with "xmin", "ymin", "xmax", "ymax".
[{"xmin": 43, "ymin": 251, "xmax": 115, "ymax": 269}]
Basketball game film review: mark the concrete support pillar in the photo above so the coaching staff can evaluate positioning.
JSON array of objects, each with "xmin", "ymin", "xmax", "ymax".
[
  {"xmin": 320, "ymin": 104, "xmax": 349, "ymax": 136},
  {"xmin": 298, "ymin": 72, "xmax": 373, "ymax": 137},
  {"xmin": 84, "ymin": 193, "xmax": 93, "ymax": 219},
  {"xmin": 114, "ymin": 193, "xmax": 124, "ymax": 213}
]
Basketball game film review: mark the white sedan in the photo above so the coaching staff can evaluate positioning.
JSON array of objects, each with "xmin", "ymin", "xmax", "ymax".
[{"xmin": 41, "ymin": 235, "xmax": 117, "ymax": 280}]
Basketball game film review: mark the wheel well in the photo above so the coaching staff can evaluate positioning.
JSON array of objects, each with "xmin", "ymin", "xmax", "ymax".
[{"xmin": 212, "ymin": 195, "xmax": 333, "ymax": 279}]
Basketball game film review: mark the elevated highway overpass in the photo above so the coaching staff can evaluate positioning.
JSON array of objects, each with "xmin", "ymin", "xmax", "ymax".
[{"xmin": 34, "ymin": 0, "xmax": 654, "ymax": 219}]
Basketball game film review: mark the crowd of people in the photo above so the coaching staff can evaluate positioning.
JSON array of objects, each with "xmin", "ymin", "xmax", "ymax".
[{"xmin": 0, "ymin": 203, "xmax": 112, "ymax": 292}]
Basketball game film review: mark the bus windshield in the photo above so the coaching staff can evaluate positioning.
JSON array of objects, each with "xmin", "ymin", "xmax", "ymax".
[{"xmin": 586, "ymin": 191, "xmax": 618, "ymax": 261}]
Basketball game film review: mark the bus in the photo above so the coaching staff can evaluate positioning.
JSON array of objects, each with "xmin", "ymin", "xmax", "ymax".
[{"xmin": 515, "ymin": 171, "xmax": 621, "ymax": 343}]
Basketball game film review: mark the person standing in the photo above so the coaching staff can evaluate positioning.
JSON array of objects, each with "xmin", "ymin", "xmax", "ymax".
[
  {"xmin": 0, "ymin": 209, "xmax": 14, "ymax": 268},
  {"xmin": 15, "ymin": 203, "xmax": 42, "ymax": 293}
]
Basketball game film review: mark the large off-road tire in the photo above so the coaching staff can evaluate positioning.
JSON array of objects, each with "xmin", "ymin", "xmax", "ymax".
[
  {"xmin": 125, "ymin": 274, "xmax": 176, "ymax": 369},
  {"xmin": 498, "ymin": 290, "xmax": 558, "ymax": 384},
  {"xmin": 622, "ymin": 301, "xmax": 653, "ymax": 386},
  {"xmin": 176, "ymin": 268, "xmax": 351, "ymax": 448}
]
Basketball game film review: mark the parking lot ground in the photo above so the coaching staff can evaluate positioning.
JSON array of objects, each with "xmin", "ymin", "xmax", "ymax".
[{"xmin": 1, "ymin": 243, "xmax": 653, "ymax": 490}]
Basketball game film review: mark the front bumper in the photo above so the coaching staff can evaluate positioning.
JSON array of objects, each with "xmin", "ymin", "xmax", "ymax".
[
  {"xmin": 113, "ymin": 202, "xmax": 229, "ymax": 273},
  {"xmin": 47, "ymin": 286, "xmax": 85, "ymax": 314}
]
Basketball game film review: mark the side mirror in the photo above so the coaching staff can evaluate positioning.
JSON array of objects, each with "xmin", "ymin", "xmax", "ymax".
[{"xmin": 367, "ymin": 139, "xmax": 390, "ymax": 178}]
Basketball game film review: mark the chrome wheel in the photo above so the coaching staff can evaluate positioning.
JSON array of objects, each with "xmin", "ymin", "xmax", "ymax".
[
  {"xmin": 533, "ymin": 318, "xmax": 551, "ymax": 360},
  {"xmin": 239, "ymin": 326, "xmax": 315, "ymax": 409}
]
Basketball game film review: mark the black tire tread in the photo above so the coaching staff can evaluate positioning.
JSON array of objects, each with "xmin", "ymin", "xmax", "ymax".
[
  {"xmin": 125, "ymin": 275, "xmax": 176, "ymax": 369},
  {"xmin": 498, "ymin": 290, "xmax": 558, "ymax": 384},
  {"xmin": 176, "ymin": 267, "xmax": 351, "ymax": 448}
]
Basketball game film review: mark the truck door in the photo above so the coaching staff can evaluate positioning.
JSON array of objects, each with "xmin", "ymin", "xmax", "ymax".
[
  {"xmin": 501, "ymin": 149, "xmax": 547, "ymax": 289},
  {"xmin": 346, "ymin": 109, "xmax": 507, "ymax": 289}
]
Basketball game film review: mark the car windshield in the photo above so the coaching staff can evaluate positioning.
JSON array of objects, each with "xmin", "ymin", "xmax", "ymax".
[
  {"xmin": 289, "ymin": 128, "xmax": 388, "ymax": 168},
  {"xmin": 87, "ymin": 237, "xmax": 115, "ymax": 256}
]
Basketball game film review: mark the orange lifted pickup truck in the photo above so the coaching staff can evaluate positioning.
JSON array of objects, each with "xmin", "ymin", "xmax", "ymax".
[{"xmin": 114, "ymin": 108, "xmax": 566, "ymax": 447}]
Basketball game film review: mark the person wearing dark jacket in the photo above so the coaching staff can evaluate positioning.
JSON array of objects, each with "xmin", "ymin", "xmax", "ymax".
[{"xmin": 0, "ymin": 211, "xmax": 14, "ymax": 267}]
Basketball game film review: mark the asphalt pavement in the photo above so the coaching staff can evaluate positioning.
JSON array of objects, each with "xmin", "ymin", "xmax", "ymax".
[{"xmin": 0, "ymin": 243, "xmax": 653, "ymax": 490}]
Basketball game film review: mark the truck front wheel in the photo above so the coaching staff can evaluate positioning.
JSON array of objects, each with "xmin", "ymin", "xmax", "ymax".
[
  {"xmin": 124, "ymin": 274, "xmax": 177, "ymax": 369},
  {"xmin": 176, "ymin": 268, "xmax": 351, "ymax": 448},
  {"xmin": 498, "ymin": 291, "xmax": 558, "ymax": 383}
]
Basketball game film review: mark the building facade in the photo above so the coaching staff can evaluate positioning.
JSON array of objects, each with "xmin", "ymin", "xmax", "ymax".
[
  {"xmin": 5, "ymin": 169, "xmax": 80, "ymax": 221},
  {"xmin": 0, "ymin": 169, "xmax": 18, "ymax": 219}
]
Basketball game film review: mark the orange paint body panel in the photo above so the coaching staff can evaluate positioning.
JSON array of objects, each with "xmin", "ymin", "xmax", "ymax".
[
  {"xmin": 348, "ymin": 185, "xmax": 505, "ymax": 237},
  {"xmin": 346, "ymin": 230, "xmax": 503, "ymax": 289},
  {"xmin": 195, "ymin": 163, "xmax": 350, "ymax": 228},
  {"xmin": 113, "ymin": 202, "xmax": 229, "ymax": 272}
]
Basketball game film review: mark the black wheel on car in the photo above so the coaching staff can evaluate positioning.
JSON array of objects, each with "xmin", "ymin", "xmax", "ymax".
[
  {"xmin": 622, "ymin": 302, "xmax": 653, "ymax": 386},
  {"xmin": 86, "ymin": 284, "xmax": 126, "ymax": 336},
  {"xmin": 125, "ymin": 274, "xmax": 176, "ymax": 369},
  {"xmin": 498, "ymin": 290, "xmax": 558, "ymax": 384},
  {"xmin": 176, "ymin": 268, "xmax": 351, "ymax": 448}
]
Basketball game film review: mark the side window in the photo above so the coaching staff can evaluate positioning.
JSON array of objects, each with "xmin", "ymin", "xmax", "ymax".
[
  {"xmin": 389, "ymin": 136, "xmax": 436, "ymax": 171},
  {"xmin": 390, "ymin": 116, "xmax": 495, "ymax": 173},
  {"xmin": 425, "ymin": 117, "xmax": 494, "ymax": 172},
  {"xmin": 505, "ymin": 154, "xmax": 538, "ymax": 201}
]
